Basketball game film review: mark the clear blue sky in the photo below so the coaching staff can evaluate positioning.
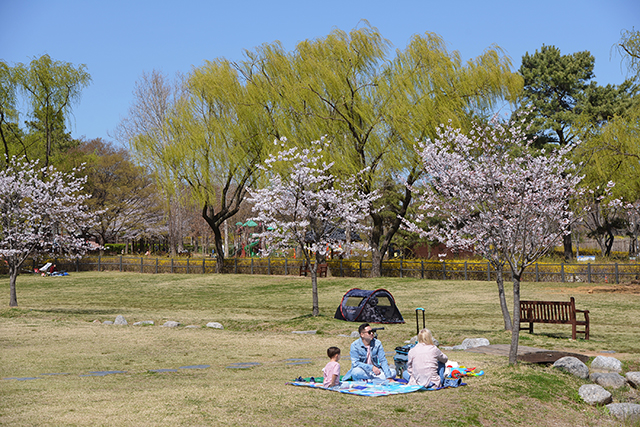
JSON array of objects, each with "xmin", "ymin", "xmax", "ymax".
[{"xmin": 2, "ymin": 0, "xmax": 638, "ymax": 142}]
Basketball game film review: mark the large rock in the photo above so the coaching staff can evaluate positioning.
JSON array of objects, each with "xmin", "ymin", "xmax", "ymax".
[
  {"xmin": 553, "ymin": 356, "xmax": 589, "ymax": 379},
  {"xmin": 591, "ymin": 355, "xmax": 622, "ymax": 373},
  {"xmin": 590, "ymin": 372, "xmax": 628, "ymax": 389},
  {"xmin": 114, "ymin": 315, "xmax": 128, "ymax": 325},
  {"xmin": 161, "ymin": 321, "xmax": 180, "ymax": 328},
  {"xmin": 206, "ymin": 322, "xmax": 224, "ymax": 329},
  {"xmin": 578, "ymin": 384, "xmax": 612, "ymax": 405},
  {"xmin": 453, "ymin": 338, "xmax": 490, "ymax": 350},
  {"xmin": 606, "ymin": 403, "xmax": 640, "ymax": 422},
  {"xmin": 626, "ymin": 372, "xmax": 640, "ymax": 388}
]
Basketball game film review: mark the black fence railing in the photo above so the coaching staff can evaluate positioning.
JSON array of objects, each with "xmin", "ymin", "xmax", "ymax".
[{"xmin": 6, "ymin": 256, "xmax": 640, "ymax": 284}]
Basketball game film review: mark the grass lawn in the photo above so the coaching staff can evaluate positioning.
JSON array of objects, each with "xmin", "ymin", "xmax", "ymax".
[{"xmin": 1, "ymin": 272, "xmax": 639, "ymax": 426}]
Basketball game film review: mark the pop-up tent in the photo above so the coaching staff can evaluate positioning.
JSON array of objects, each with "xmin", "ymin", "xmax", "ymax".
[{"xmin": 334, "ymin": 288, "xmax": 404, "ymax": 324}]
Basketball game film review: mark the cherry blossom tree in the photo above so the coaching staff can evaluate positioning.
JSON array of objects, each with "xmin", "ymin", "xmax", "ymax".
[
  {"xmin": 1, "ymin": 158, "xmax": 95, "ymax": 306},
  {"xmin": 405, "ymin": 114, "xmax": 589, "ymax": 364},
  {"xmin": 248, "ymin": 138, "xmax": 379, "ymax": 316}
]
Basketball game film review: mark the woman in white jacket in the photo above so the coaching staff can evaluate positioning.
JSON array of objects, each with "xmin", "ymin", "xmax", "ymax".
[{"xmin": 407, "ymin": 328, "xmax": 448, "ymax": 388}]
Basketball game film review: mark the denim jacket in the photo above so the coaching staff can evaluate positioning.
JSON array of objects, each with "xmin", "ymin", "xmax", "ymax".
[{"xmin": 343, "ymin": 337, "xmax": 392, "ymax": 379}]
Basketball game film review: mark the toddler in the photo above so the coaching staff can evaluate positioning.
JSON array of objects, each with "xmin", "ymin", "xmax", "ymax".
[{"xmin": 322, "ymin": 346, "xmax": 341, "ymax": 387}]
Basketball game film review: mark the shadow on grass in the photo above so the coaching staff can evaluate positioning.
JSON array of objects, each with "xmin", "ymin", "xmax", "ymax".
[{"xmin": 32, "ymin": 308, "xmax": 121, "ymax": 316}]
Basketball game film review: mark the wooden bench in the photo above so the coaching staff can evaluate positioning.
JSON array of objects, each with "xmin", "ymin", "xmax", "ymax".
[
  {"xmin": 299, "ymin": 263, "xmax": 328, "ymax": 277},
  {"xmin": 520, "ymin": 297, "xmax": 589, "ymax": 340}
]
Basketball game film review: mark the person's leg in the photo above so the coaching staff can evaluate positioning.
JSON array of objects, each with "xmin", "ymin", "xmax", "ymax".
[
  {"xmin": 348, "ymin": 367, "xmax": 372, "ymax": 381},
  {"xmin": 438, "ymin": 361, "xmax": 446, "ymax": 385}
]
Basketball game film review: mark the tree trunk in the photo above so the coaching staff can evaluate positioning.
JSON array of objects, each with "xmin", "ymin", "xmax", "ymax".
[
  {"xmin": 212, "ymin": 224, "xmax": 225, "ymax": 273},
  {"xmin": 9, "ymin": 263, "xmax": 19, "ymax": 307},
  {"xmin": 311, "ymin": 265, "xmax": 319, "ymax": 316},
  {"xmin": 604, "ymin": 229, "xmax": 614, "ymax": 257},
  {"xmin": 508, "ymin": 275, "xmax": 522, "ymax": 365},
  {"xmin": 563, "ymin": 230, "xmax": 573, "ymax": 262},
  {"xmin": 496, "ymin": 267, "xmax": 512, "ymax": 331},
  {"xmin": 369, "ymin": 212, "xmax": 384, "ymax": 277}
]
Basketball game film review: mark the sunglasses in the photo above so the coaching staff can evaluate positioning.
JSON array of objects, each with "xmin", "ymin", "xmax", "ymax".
[{"xmin": 364, "ymin": 330, "xmax": 374, "ymax": 335}]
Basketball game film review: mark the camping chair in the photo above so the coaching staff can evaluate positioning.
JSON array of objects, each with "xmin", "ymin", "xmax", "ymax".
[{"xmin": 37, "ymin": 262, "xmax": 56, "ymax": 275}]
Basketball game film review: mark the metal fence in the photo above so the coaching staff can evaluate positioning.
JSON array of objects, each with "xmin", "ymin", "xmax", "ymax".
[{"xmin": 7, "ymin": 255, "xmax": 640, "ymax": 284}]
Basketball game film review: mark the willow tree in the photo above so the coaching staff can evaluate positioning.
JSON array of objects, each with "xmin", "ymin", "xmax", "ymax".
[
  {"xmin": 13, "ymin": 55, "xmax": 91, "ymax": 168},
  {"xmin": 238, "ymin": 25, "xmax": 522, "ymax": 276},
  {"xmin": 160, "ymin": 60, "xmax": 272, "ymax": 271}
]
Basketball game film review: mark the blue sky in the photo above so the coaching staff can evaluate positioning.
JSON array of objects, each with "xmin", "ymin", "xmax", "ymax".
[{"xmin": 2, "ymin": 0, "xmax": 638, "ymax": 142}]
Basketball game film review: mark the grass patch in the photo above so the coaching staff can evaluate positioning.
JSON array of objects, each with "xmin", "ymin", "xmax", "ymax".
[{"xmin": 1, "ymin": 271, "xmax": 636, "ymax": 426}]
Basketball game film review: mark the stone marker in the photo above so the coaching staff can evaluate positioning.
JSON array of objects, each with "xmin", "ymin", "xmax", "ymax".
[
  {"xmin": 591, "ymin": 355, "xmax": 622, "ymax": 373},
  {"xmin": 206, "ymin": 322, "xmax": 224, "ymax": 329},
  {"xmin": 453, "ymin": 338, "xmax": 490, "ymax": 350},
  {"xmin": 626, "ymin": 372, "xmax": 640, "ymax": 388},
  {"xmin": 133, "ymin": 320, "xmax": 154, "ymax": 326},
  {"xmin": 553, "ymin": 356, "xmax": 589, "ymax": 379},
  {"xmin": 579, "ymin": 384, "xmax": 612, "ymax": 405},
  {"xmin": 606, "ymin": 403, "xmax": 640, "ymax": 422},
  {"xmin": 590, "ymin": 372, "xmax": 627, "ymax": 389},
  {"xmin": 161, "ymin": 321, "xmax": 180, "ymax": 328},
  {"xmin": 114, "ymin": 315, "xmax": 128, "ymax": 325}
]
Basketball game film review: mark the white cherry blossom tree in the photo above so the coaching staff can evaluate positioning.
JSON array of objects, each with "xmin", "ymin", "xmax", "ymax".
[
  {"xmin": 249, "ymin": 138, "xmax": 379, "ymax": 316},
  {"xmin": 406, "ymin": 114, "xmax": 590, "ymax": 364},
  {"xmin": 1, "ymin": 158, "xmax": 95, "ymax": 306}
]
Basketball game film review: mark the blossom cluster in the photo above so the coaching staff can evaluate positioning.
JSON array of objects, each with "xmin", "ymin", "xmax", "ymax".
[
  {"xmin": 248, "ymin": 138, "xmax": 379, "ymax": 258},
  {"xmin": 406, "ymin": 114, "xmax": 587, "ymax": 272},
  {"xmin": 0, "ymin": 158, "xmax": 96, "ymax": 264}
]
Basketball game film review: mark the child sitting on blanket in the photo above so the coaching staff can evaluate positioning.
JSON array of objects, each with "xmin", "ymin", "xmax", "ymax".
[{"xmin": 322, "ymin": 347, "xmax": 341, "ymax": 387}]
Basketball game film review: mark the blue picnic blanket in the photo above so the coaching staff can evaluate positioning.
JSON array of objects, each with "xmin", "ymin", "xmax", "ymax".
[{"xmin": 287, "ymin": 378, "xmax": 466, "ymax": 397}]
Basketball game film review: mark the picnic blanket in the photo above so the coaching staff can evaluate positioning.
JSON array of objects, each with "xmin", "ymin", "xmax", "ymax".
[
  {"xmin": 287, "ymin": 378, "xmax": 466, "ymax": 397},
  {"xmin": 287, "ymin": 366, "xmax": 483, "ymax": 397}
]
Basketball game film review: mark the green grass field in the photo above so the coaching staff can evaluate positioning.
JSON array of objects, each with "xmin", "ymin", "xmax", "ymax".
[{"xmin": 1, "ymin": 272, "xmax": 639, "ymax": 426}]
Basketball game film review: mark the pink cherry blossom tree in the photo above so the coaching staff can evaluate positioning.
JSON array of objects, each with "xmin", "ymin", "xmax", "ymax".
[
  {"xmin": 405, "ymin": 114, "xmax": 589, "ymax": 364},
  {"xmin": 1, "ymin": 158, "xmax": 96, "ymax": 306},
  {"xmin": 248, "ymin": 138, "xmax": 379, "ymax": 316}
]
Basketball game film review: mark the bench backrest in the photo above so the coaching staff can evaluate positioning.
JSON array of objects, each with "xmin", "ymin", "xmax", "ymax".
[{"xmin": 520, "ymin": 298, "xmax": 576, "ymax": 323}]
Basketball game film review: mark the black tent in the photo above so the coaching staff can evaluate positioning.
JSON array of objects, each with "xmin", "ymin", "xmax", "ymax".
[{"xmin": 334, "ymin": 288, "xmax": 405, "ymax": 324}]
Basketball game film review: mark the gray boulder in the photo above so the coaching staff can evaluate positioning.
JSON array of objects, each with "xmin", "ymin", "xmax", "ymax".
[
  {"xmin": 292, "ymin": 330, "xmax": 317, "ymax": 334},
  {"xmin": 350, "ymin": 331, "xmax": 360, "ymax": 338},
  {"xmin": 590, "ymin": 372, "xmax": 628, "ymax": 389},
  {"xmin": 453, "ymin": 338, "xmax": 490, "ymax": 350},
  {"xmin": 578, "ymin": 384, "xmax": 612, "ymax": 405},
  {"xmin": 103, "ymin": 320, "xmax": 114, "ymax": 325},
  {"xmin": 626, "ymin": 372, "xmax": 640, "ymax": 388},
  {"xmin": 553, "ymin": 356, "xmax": 589, "ymax": 379},
  {"xmin": 114, "ymin": 315, "xmax": 128, "ymax": 325},
  {"xmin": 161, "ymin": 321, "xmax": 180, "ymax": 328},
  {"xmin": 606, "ymin": 403, "xmax": 640, "ymax": 422},
  {"xmin": 133, "ymin": 320, "xmax": 154, "ymax": 326},
  {"xmin": 206, "ymin": 322, "xmax": 224, "ymax": 329},
  {"xmin": 591, "ymin": 355, "xmax": 622, "ymax": 373}
]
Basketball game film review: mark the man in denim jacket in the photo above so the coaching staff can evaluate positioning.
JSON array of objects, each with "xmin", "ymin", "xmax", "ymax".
[{"xmin": 343, "ymin": 323, "xmax": 395, "ymax": 380}]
